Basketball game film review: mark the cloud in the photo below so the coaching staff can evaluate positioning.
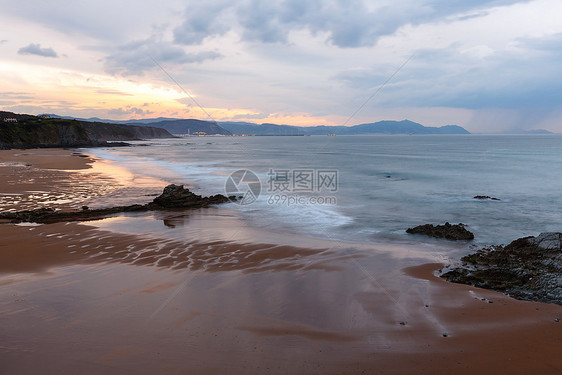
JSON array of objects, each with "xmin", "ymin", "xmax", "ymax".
[
  {"xmin": 173, "ymin": 0, "xmax": 529, "ymax": 47},
  {"xmin": 0, "ymin": 0, "xmax": 182, "ymax": 42},
  {"xmin": 3, "ymin": 0, "xmax": 562, "ymax": 132},
  {"xmin": 108, "ymin": 106, "xmax": 154, "ymax": 116},
  {"xmin": 230, "ymin": 112, "xmax": 270, "ymax": 120},
  {"xmin": 0, "ymin": 40, "xmax": 7, "ymax": 44},
  {"xmin": 104, "ymin": 36, "xmax": 222, "ymax": 75},
  {"xmin": 332, "ymin": 28, "xmax": 562, "ymax": 113},
  {"xmin": 173, "ymin": 0, "xmax": 232, "ymax": 45},
  {"xmin": 0, "ymin": 92, "xmax": 35, "ymax": 100},
  {"xmin": 95, "ymin": 89, "xmax": 134, "ymax": 96},
  {"xmin": 17, "ymin": 43, "xmax": 58, "ymax": 57}
]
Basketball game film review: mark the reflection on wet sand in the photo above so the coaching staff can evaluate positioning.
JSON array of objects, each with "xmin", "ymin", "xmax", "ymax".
[
  {"xmin": 2, "ymin": 149, "xmax": 561, "ymax": 375},
  {"xmin": 0, "ymin": 220, "xmax": 350, "ymax": 275},
  {"xmin": 0, "ymin": 149, "xmax": 168, "ymax": 212},
  {"xmin": 2, "ymin": 228, "xmax": 560, "ymax": 375}
]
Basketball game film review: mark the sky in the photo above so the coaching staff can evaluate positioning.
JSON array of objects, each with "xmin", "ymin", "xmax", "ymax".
[{"xmin": 1, "ymin": 0, "xmax": 562, "ymax": 133}]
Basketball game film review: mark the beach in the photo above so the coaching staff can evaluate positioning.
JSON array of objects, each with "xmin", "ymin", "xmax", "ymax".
[{"xmin": 1, "ymin": 148, "xmax": 561, "ymax": 375}]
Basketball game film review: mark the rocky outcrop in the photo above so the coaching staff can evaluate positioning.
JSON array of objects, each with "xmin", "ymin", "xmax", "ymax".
[
  {"xmin": 441, "ymin": 233, "xmax": 562, "ymax": 305},
  {"xmin": 151, "ymin": 184, "xmax": 228, "ymax": 208},
  {"xmin": 0, "ymin": 185, "xmax": 233, "ymax": 224},
  {"xmin": 406, "ymin": 222, "xmax": 474, "ymax": 241},
  {"xmin": 474, "ymin": 195, "xmax": 501, "ymax": 201}
]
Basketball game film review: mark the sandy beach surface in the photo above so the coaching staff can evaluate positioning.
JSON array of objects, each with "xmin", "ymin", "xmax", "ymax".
[{"xmin": 0, "ymin": 149, "xmax": 561, "ymax": 375}]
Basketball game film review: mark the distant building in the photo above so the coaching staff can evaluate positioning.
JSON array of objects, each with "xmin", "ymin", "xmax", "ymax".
[
  {"xmin": 39, "ymin": 115, "xmax": 50, "ymax": 119},
  {"xmin": 3, "ymin": 118, "xmax": 18, "ymax": 123}
]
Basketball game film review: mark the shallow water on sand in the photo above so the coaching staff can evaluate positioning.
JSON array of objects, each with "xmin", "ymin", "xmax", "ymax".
[{"xmin": 87, "ymin": 134, "xmax": 562, "ymax": 248}]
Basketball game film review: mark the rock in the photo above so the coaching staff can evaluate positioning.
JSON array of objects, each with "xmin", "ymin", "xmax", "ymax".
[
  {"xmin": 150, "ymin": 184, "xmax": 231, "ymax": 209},
  {"xmin": 0, "ymin": 207, "xmax": 55, "ymax": 223},
  {"xmin": 441, "ymin": 233, "xmax": 562, "ymax": 305},
  {"xmin": 528, "ymin": 232, "xmax": 562, "ymax": 250},
  {"xmin": 406, "ymin": 222, "xmax": 474, "ymax": 241},
  {"xmin": 474, "ymin": 195, "xmax": 501, "ymax": 201},
  {"xmin": 151, "ymin": 184, "xmax": 200, "ymax": 208},
  {"xmin": 0, "ymin": 184, "xmax": 232, "ymax": 224}
]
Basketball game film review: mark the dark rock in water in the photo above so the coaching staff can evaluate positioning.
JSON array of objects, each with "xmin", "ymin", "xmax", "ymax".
[
  {"xmin": 474, "ymin": 195, "xmax": 501, "ymax": 201},
  {"xmin": 442, "ymin": 232, "xmax": 562, "ymax": 305},
  {"xmin": 151, "ymin": 184, "xmax": 199, "ymax": 208},
  {"xmin": 0, "ymin": 184, "xmax": 232, "ymax": 224},
  {"xmin": 406, "ymin": 222, "xmax": 474, "ymax": 241},
  {"xmin": 150, "ymin": 184, "xmax": 230, "ymax": 209}
]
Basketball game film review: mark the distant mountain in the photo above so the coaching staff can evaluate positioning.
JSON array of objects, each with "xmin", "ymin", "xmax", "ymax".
[
  {"xmin": 523, "ymin": 129, "xmax": 553, "ymax": 134},
  {"xmin": 42, "ymin": 114, "xmax": 183, "ymax": 125},
  {"xmin": 0, "ymin": 111, "xmax": 173, "ymax": 149},
  {"xmin": 42, "ymin": 114, "xmax": 471, "ymax": 136},
  {"xmin": 220, "ymin": 119, "xmax": 470, "ymax": 135},
  {"xmin": 295, "ymin": 125, "xmax": 349, "ymax": 135},
  {"xmin": 499, "ymin": 128, "xmax": 556, "ymax": 135},
  {"xmin": 144, "ymin": 119, "xmax": 231, "ymax": 135},
  {"xmin": 219, "ymin": 122, "xmax": 304, "ymax": 136},
  {"xmin": 44, "ymin": 114, "xmax": 231, "ymax": 136},
  {"xmin": 329, "ymin": 120, "xmax": 470, "ymax": 135}
]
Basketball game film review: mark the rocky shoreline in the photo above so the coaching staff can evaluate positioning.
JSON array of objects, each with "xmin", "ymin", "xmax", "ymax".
[
  {"xmin": 0, "ymin": 184, "xmax": 233, "ymax": 224},
  {"xmin": 442, "ymin": 233, "xmax": 562, "ymax": 305},
  {"xmin": 405, "ymin": 222, "xmax": 560, "ymax": 305}
]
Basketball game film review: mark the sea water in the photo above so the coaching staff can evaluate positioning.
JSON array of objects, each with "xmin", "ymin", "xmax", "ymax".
[{"xmin": 88, "ymin": 134, "xmax": 562, "ymax": 248}]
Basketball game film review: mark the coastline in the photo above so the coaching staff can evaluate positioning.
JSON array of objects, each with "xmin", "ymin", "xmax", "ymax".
[{"xmin": 0, "ymin": 148, "xmax": 561, "ymax": 374}]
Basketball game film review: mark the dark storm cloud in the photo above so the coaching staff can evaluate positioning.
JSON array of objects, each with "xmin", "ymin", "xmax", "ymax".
[
  {"xmin": 334, "ymin": 36, "xmax": 562, "ymax": 111},
  {"xmin": 18, "ymin": 43, "xmax": 58, "ymax": 57}
]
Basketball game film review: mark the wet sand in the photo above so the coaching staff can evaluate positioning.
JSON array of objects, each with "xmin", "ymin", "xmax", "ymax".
[
  {"xmin": 0, "ymin": 148, "xmax": 168, "ymax": 213},
  {"xmin": 0, "ymin": 149, "xmax": 561, "ymax": 374}
]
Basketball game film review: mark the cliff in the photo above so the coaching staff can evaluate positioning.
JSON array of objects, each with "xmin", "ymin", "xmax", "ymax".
[{"xmin": 0, "ymin": 112, "xmax": 173, "ymax": 149}]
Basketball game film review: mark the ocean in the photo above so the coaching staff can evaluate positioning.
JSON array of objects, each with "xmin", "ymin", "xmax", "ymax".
[{"xmin": 88, "ymin": 134, "xmax": 562, "ymax": 251}]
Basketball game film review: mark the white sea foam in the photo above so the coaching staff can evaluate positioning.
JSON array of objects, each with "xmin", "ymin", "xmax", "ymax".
[{"xmin": 83, "ymin": 134, "xmax": 562, "ymax": 247}]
